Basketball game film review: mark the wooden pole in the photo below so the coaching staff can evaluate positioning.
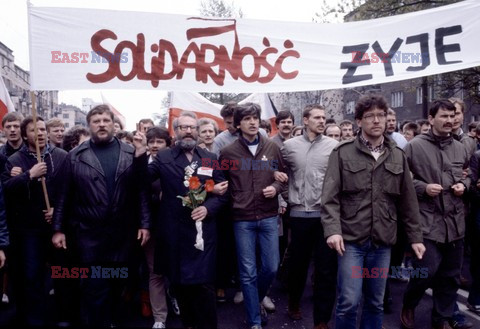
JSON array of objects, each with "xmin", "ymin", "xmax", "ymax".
[{"xmin": 30, "ymin": 91, "xmax": 51, "ymax": 211}]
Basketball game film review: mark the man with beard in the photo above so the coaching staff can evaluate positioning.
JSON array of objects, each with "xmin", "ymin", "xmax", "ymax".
[
  {"xmin": 52, "ymin": 105, "xmax": 150, "ymax": 327},
  {"xmin": 149, "ymin": 111, "xmax": 226, "ymax": 329},
  {"xmin": 2, "ymin": 116, "xmax": 68, "ymax": 326},
  {"xmin": 401, "ymin": 100, "xmax": 470, "ymax": 329},
  {"xmin": 271, "ymin": 110, "xmax": 294, "ymax": 147}
]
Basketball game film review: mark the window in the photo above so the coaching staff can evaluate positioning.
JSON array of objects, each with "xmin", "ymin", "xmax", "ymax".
[
  {"xmin": 63, "ymin": 113, "xmax": 69, "ymax": 119},
  {"xmin": 345, "ymin": 101, "xmax": 355, "ymax": 114},
  {"xmin": 391, "ymin": 91, "xmax": 403, "ymax": 108},
  {"xmin": 64, "ymin": 123, "xmax": 69, "ymax": 128},
  {"xmin": 416, "ymin": 87, "xmax": 423, "ymax": 104},
  {"xmin": 428, "ymin": 85, "xmax": 434, "ymax": 102}
]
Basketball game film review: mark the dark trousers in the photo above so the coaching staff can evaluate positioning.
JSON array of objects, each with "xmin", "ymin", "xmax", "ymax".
[
  {"xmin": 403, "ymin": 238, "xmax": 463, "ymax": 324},
  {"xmin": 287, "ymin": 217, "xmax": 337, "ymax": 325},
  {"xmin": 215, "ymin": 207, "xmax": 237, "ymax": 290},
  {"xmin": 174, "ymin": 283, "xmax": 217, "ymax": 329},
  {"xmin": 80, "ymin": 266, "xmax": 127, "ymax": 327},
  {"xmin": 11, "ymin": 231, "xmax": 51, "ymax": 326},
  {"xmin": 468, "ymin": 206, "xmax": 480, "ymax": 305}
]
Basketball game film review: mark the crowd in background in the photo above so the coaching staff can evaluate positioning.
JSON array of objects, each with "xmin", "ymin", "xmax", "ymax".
[{"xmin": 0, "ymin": 95, "xmax": 479, "ymax": 329}]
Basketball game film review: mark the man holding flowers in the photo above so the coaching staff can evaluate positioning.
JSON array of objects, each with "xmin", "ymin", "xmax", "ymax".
[{"xmin": 148, "ymin": 111, "xmax": 227, "ymax": 329}]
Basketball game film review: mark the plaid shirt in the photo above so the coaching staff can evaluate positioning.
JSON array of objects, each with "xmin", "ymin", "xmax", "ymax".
[{"xmin": 359, "ymin": 134, "xmax": 386, "ymax": 153}]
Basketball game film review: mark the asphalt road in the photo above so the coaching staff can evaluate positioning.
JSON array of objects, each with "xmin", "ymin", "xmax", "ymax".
[{"xmin": 1, "ymin": 261, "xmax": 479, "ymax": 329}]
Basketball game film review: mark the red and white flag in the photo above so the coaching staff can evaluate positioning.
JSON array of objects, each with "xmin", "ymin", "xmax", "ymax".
[
  {"xmin": 168, "ymin": 92, "xmax": 278, "ymax": 135},
  {"xmin": 0, "ymin": 76, "xmax": 15, "ymax": 129}
]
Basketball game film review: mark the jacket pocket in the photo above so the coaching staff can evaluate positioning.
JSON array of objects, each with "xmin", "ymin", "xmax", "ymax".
[
  {"xmin": 342, "ymin": 161, "xmax": 368, "ymax": 192},
  {"xmin": 450, "ymin": 161, "xmax": 464, "ymax": 182},
  {"xmin": 382, "ymin": 162, "xmax": 404, "ymax": 195}
]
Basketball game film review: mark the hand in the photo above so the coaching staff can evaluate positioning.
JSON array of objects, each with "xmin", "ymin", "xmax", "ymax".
[
  {"xmin": 451, "ymin": 183, "xmax": 465, "ymax": 197},
  {"xmin": 274, "ymin": 171, "xmax": 288, "ymax": 183},
  {"xmin": 52, "ymin": 232, "xmax": 67, "ymax": 249},
  {"xmin": 133, "ymin": 131, "xmax": 147, "ymax": 157},
  {"xmin": 191, "ymin": 206, "xmax": 208, "ymax": 221},
  {"xmin": 43, "ymin": 207, "xmax": 54, "ymax": 224},
  {"xmin": 213, "ymin": 181, "xmax": 228, "ymax": 195},
  {"xmin": 263, "ymin": 186, "xmax": 277, "ymax": 198},
  {"xmin": 462, "ymin": 168, "xmax": 469, "ymax": 180},
  {"xmin": 137, "ymin": 228, "xmax": 150, "ymax": 247},
  {"xmin": 411, "ymin": 242, "xmax": 426, "ymax": 260},
  {"xmin": 29, "ymin": 162, "xmax": 47, "ymax": 179},
  {"xmin": 326, "ymin": 234, "xmax": 345, "ymax": 256},
  {"xmin": 279, "ymin": 206, "xmax": 286, "ymax": 214},
  {"xmin": 10, "ymin": 166, "xmax": 22, "ymax": 176},
  {"xmin": 0, "ymin": 250, "xmax": 5, "ymax": 268},
  {"xmin": 425, "ymin": 183, "xmax": 443, "ymax": 197}
]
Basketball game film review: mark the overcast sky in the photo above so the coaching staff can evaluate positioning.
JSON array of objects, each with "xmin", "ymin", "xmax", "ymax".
[{"xmin": 1, "ymin": 0, "xmax": 339, "ymax": 129}]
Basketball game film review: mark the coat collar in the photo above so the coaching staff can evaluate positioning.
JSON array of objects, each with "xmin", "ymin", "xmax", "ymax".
[{"xmin": 76, "ymin": 138, "xmax": 133, "ymax": 178}]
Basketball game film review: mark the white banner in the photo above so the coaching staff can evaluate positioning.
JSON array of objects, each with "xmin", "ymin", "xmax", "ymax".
[{"xmin": 28, "ymin": 1, "xmax": 480, "ymax": 92}]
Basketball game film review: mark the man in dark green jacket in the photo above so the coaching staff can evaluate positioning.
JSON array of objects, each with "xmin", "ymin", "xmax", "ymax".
[
  {"xmin": 321, "ymin": 94, "xmax": 425, "ymax": 329},
  {"xmin": 401, "ymin": 99, "xmax": 471, "ymax": 329}
]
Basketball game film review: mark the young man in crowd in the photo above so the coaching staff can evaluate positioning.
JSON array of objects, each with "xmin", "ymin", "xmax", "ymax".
[
  {"xmin": 46, "ymin": 118, "xmax": 65, "ymax": 148},
  {"xmin": 339, "ymin": 119, "xmax": 355, "ymax": 141},
  {"xmin": 279, "ymin": 104, "xmax": 338, "ymax": 329},
  {"xmin": 386, "ymin": 108, "xmax": 408, "ymax": 148},
  {"xmin": 2, "ymin": 116, "xmax": 68, "ymax": 326},
  {"xmin": 271, "ymin": 110, "xmax": 294, "ymax": 147},
  {"xmin": 219, "ymin": 103, "xmax": 286, "ymax": 329}
]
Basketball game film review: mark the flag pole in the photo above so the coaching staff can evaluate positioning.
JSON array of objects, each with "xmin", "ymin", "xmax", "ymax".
[{"xmin": 30, "ymin": 91, "xmax": 51, "ymax": 211}]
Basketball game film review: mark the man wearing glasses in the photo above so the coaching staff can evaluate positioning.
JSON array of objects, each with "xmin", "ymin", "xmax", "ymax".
[
  {"xmin": 321, "ymin": 94, "xmax": 425, "ymax": 329},
  {"xmin": 148, "ymin": 111, "xmax": 227, "ymax": 329}
]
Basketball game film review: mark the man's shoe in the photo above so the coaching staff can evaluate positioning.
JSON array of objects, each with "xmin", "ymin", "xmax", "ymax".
[
  {"xmin": 467, "ymin": 302, "xmax": 480, "ymax": 316},
  {"xmin": 250, "ymin": 325, "xmax": 262, "ymax": 329},
  {"xmin": 216, "ymin": 289, "xmax": 226, "ymax": 303},
  {"xmin": 287, "ymin": 307, "xmax": 302, "ymax": 321},
  {"xmin": 432, "ymin": 321, "xmax": 453, "ymax": 329},
  {"xmin": 313, "ymin": 323, "xmax": 329, "ymax": 329},
  {"xmin": 400, "ymin": 307, "xmax": 415, "ymax": 329},
  {"xmin": 152, "ymin": 322, "xmax": 166, "ymax": 328},
  {"xmin": 261, "ymin": 296, "xmax": 275, "ymax": 313},
  {"xmin": 260, "ymin": 305, "xmax": 268, "ymax": 326},
  {"xmin": 167, "ymin": 288, "xmax": 180, "ymax": 316},
  {"xmin": 233, "ymin": 291, "xmax": 244, "ymax": 304},
  {"xmin": 459, "ymin": 275, "xmax": 470, "ymax": 289},
  {"xmin": 1, "ymin": 293, "xmax": 9, "ymax": 304},
  {"xmin": 450, "ymin": 311, "xmax": 474, "ymax": 329}
]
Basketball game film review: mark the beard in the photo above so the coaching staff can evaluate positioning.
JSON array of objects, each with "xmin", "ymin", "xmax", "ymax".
[
  {"xmin": 92, "ymin": 130, "xmax": 114, "ymax": 144},
  {"xmin": 178, "ymin": 139, "xmax": 197, "ymax": 151}
]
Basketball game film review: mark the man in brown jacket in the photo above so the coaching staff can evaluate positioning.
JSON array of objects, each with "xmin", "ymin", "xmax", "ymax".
[
  {"xmin": 219, "ymin": 103, "xmax": 286, "ymax": 329},
  {"xmin": 321, "ymin": 94, "xmax": 425, "ymax": 329}
]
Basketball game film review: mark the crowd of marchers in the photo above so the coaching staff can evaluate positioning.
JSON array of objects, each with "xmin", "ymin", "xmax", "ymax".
[{"xmin": 0, "ymin": 94, "xmax": 479, "ymax": 329}]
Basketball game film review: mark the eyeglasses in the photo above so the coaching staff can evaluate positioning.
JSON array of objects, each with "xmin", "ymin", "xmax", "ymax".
[
  {"xmin": 177, "ymin": 125, "xmax": 198, "ymax": 131},
  {"xmin": 362, "ymin": 112, "xmax": 387, "ymax": 121}
]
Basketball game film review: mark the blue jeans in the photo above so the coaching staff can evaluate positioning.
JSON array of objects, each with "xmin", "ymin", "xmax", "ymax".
[
  {"xmin": 233, "ymin": 216, "xmax": 280, "ymax": 327},
  {"xmin": 335, "ymin": 240, "xmax": 391, "ymax": 329}
]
